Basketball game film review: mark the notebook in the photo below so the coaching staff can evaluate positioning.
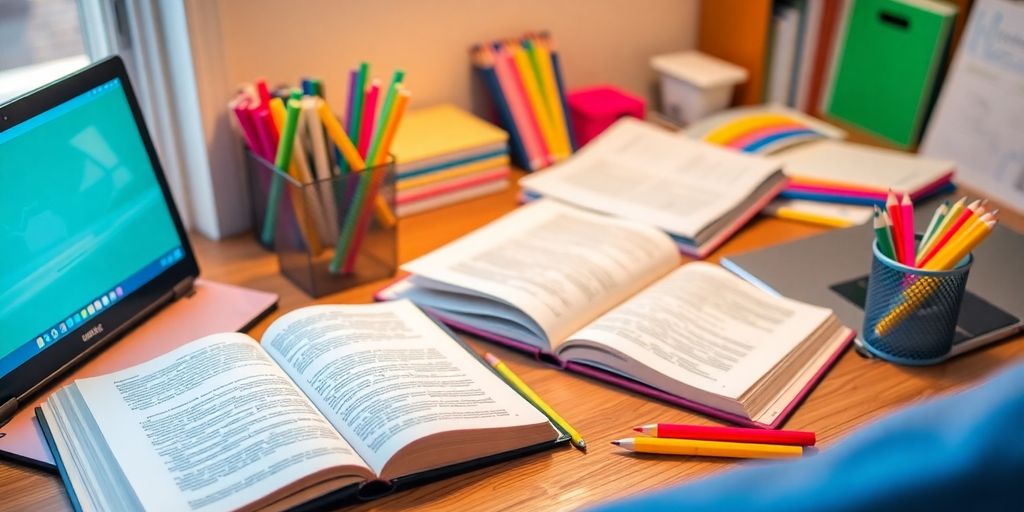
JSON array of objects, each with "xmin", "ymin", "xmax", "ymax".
[
  {"xmin": 518, "ymin": 118, "xmax": 788, "ymax": 258},
  {"xmin": 776, "ymin": 140, "xmax": 955, "ymax": 204},
  {"xmin": 37, "ymin": 301, "xmax": 566, "ymax": 511},
  {"xmin": 824, "ymin": 0, "xmax": 957, "ymax": 147},
  {"xmin": 377, "ymin": 200, "xmax": 854, "ymax": 429}
]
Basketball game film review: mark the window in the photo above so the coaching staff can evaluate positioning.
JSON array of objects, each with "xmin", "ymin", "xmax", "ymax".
[{"xmin": 0, "ymin": 0, "xmax": 90, "ymax": 102}]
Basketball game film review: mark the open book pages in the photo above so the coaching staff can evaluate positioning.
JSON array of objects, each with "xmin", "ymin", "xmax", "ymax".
[
  {"xmin": 379, "ymin": 205, "xmax": 852, "ymax": 424},
  {"xmin": 395, "ymin": 199, "xmax": 681, "ymax": 346},
  {"xmin": 556, "ymin": 263, "xmax": 851, "ymax": 425},
  {"xmin": 518, "ymin": 117, "xmax": 786, "ymax": 247},
  {"xmin": 39, "ymin": 301, "xmax": 557, "ymax": 512}
]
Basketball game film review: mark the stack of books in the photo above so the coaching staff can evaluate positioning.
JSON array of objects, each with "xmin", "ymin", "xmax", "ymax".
[{"xmin": 390, "ymin": 104, "xmax": 511, "ymax": 217}]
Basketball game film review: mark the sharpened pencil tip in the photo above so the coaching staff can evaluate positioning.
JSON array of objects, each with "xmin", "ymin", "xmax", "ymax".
[
  {"xmin": 611, "ymin": 440, "xmax": 620, "ymax": 446},
  {"xmin": 633, "ymin": 427, "xmax": 642, "ymax": 432}
]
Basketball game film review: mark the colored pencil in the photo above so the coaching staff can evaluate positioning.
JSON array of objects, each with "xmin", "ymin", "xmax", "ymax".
[
  {"xmin": 349, "ymin": 63, "xmax": 369, "ymax": 149},
  {"xmin": 255, "ymin": 78, "xmax": 271, "ymax": 107},
  {"xmin": 611, "ymin": 437, "xmax": 805, "ymax": 459},
  {"xmin": 919, "ymin": 197, "xmax": 966, "ymax": 258},
  {"xmin": 917, "ymin": 199, "xmax": 980, "ymax": 267},
  {"xmin": 885, "ymin": 191, "xmax": 904, "ymax": 264},
  {"xmin": 373, "ymin": 69, "xmax": 405, "ymax": 147},
  {"xmin": 358, "ymin": 79, "xmax": 380, "ymax": 158},
  {"xmin": 341, "ymin": 87, "xmax": 410, "ymax": 273},
  {"xmin": 634, "ymin": 424, "xmax": 815, "ymax": 446},
  {"xmin": 230, "ymin": 97, "xmax": 262, "ymax": 157},
  {"xmin": 918, "ymin": 200, "xmax": 949, "ymax": 252},
  {"xmin": 898, "ymin": 193, "xmax": 916, "ymax": 265},
  {"xmin": 261, "ymin": 97, "xmax": 302, "ymax": 244},
  {"xmin": 251, "ymin": 107, "xmax": 278, "ymax": 161},
  {"xmin": 485, "ymin": 353, "xmax": 586, "ymax": 451},
  {"xmin": 875, "ymin": 216, "xmax": 997, "ymax": 336},
  {"xmin": 873, "ymin": 206, "xmax": 896, "ymax": 260}
]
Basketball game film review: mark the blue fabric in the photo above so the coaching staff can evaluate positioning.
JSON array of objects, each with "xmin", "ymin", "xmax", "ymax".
[{"xmin": 591, "ymin": 362, "xmax": 1024, "ymax": 512}]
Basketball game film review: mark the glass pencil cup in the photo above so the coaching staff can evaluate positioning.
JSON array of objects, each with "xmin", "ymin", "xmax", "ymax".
[
  {"xmin": 861, "ymin": 237, "xmax": 972, "ymax": 366},
  {"xmin": 246, "ymin": 150, "xmax": 397, "ymax": 298}
]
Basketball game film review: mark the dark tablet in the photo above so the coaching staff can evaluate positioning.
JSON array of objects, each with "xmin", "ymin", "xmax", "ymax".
[{"xmin": 0, "ymin": 56, "xmax": 199, "ymax": 425}]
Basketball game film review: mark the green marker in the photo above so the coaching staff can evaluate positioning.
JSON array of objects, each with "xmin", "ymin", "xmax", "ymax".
[
  {"xmin": 261, "ymin": 98, "xmax": 302, "ymax": 245},
  {"xmin": 329, "ymin": 70, "xmax": 405, "ymax": 273},
  {"xmin": 349, "ymin": 62, "xmax": 369, "ymax": 149}
]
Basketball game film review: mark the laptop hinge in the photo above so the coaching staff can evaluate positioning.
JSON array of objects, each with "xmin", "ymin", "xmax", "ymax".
[
  {"xmin": 173, "ymin": 277, "xmax": 196, "ymax": 300},
  {"xmin": 0, "ymin": 397, "xmax": 18, "ymax": 428}
]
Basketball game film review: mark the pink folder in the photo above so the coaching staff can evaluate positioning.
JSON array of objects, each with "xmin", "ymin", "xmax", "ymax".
[{"xmin": 0, "ymin": 280, "xmax": 278, "ymax": 470}]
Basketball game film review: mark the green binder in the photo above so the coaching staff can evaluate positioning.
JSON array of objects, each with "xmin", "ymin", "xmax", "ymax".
[{"xmin": 825, "ymin": 0, "xmax": 956, "ymax": 148}]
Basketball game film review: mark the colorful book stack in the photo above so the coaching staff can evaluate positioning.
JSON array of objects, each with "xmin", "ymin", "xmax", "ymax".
[
  {"xmin": 228, "ymin": 64, "xmax": 410, "ymax": 274},
  {"xmin": 389, "ymin": 104, "xmax": 511, "ymax": 217},
  {"xmin": 470, "ymin": 31, "xmax": 575, "ymax": 171}
]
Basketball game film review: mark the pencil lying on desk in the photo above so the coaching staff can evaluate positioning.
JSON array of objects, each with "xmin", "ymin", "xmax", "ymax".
[
  {"xmin": 483, "ymin": 353, "xmax": 586, "ymax": 451},
  {"xmin": 634, "ymin": 423, "xmax": 816, "ymax": 446},
  {"xmin": 612, "ymin": 437, "xmax": 806, "ymax": 459}
]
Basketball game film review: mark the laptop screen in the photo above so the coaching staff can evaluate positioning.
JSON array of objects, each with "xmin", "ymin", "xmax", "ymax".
[{"xmin": 0, "ymin": 77, "xmax": 185, "ymax": 379}]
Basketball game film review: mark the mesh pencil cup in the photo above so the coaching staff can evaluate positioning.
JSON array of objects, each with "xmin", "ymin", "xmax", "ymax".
[{"xmin": 861, "ymin": 237, "xmax": 972, "ymax": 366}]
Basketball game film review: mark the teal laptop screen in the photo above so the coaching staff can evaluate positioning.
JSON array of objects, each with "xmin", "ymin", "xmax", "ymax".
[{"xmin": 0, "ymin": 78, "xmax": 184, "ymax": 378}]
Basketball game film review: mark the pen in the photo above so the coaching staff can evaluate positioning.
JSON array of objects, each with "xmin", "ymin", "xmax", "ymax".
[
  {"xmin": 483, "ymin": 353, "xmax": 586, "ymax": 451},
  {"xmin": 612, "ymin": 437, "xmax": 805, "ymax": 459}
]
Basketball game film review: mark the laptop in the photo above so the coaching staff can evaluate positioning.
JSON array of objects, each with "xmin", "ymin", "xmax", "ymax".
[
  {"xmin": 0, "ymin": 56, "xmax": 200, "ymax": 427},
  {"xmin": 721, "ymin": 196, "xmax": 1024, "ymax": 359}
]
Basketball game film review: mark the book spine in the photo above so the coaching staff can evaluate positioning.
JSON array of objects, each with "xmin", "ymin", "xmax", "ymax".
[{"xmin": 474, "ymin": 64, "xmax": 531, "ymax": 171}]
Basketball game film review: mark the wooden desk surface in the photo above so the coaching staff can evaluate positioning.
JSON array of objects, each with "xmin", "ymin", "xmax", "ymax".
[{"xmin": 3, "ymin": 172, "xmax": 1022, "ymax": 511}]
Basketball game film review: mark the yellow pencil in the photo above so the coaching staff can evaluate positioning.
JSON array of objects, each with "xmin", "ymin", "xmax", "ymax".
[
  {"xmin": 484, "ymin": 353, "xmax": 586, "ymax": 451},
  {"xmin": 769, "ymin": 207, "xmax": 855, "ymax": 228},
  {"xmin": 316, "ymin": 100, "xmax": 366, "ymax": 170},
  {"xmin": 611, "ymin": 437, "xmax": 805, "ymax": 459},
  {"xmin": 919, "ymin": 197, "xmax": 966, "ymax": 257},
  {"xmin": 874, "ymin": 218, "xmax": 996, "ymax": 336}
]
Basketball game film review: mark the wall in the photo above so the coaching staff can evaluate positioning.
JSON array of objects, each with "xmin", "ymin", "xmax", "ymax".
[
  {"xmin": 186, "ymin": 0, "xmax": 699, "ymax": 237},
  {"xmin": 215, "ymin": 0, "xmax": 697, "ymax": 109}
]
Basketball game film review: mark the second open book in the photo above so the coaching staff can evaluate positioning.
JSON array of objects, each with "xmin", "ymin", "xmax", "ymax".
[{"xmin": 379, "ymin": 200, "xmax": 854, "ymax": 428}]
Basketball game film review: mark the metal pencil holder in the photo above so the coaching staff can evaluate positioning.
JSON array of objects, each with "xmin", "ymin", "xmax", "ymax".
[{"xmin": 861, "ymin": 237, "xmax": 972, "ymax": 366}]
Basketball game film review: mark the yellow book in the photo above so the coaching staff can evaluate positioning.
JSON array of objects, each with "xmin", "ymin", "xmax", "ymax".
[
  {"xmin": 397, "ymin": 155, "xmax": 510, "ymax": 191},
  {"xmin": 390, "ymin": 104, "xmax": 508, "ymax": 167}
]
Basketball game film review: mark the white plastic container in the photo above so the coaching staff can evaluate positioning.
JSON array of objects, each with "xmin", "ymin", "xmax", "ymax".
[{"xmin": 650, "ymin": 51, "xmax": 748, "ymax": 126}]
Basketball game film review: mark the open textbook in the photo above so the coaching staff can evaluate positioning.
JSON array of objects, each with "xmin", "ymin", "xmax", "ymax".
[
  {"xmin": 36, "ymin": 301, "xmax": 564, "ymax": 512},
  {"xmin": 378, "ymin": 200, "xmax": 854, "ymax": 428},
  {"xmin": 518, "ymin": 118, "xmax": 788, "ymax": 258}
]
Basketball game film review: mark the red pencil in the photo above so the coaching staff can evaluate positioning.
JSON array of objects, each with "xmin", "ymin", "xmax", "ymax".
[
  {"xmin": 898, "ymin": 193, "xmax": 916, "ymax": 266},
  {"xmin": 634, "ymin": 423, "xmax": 816, "ymax": 446},
  {"xmin": 886, "ymin": 190, "xmax": 904, "ymax": 263},
  {"xmin": 917, "ymin": 199, "xmax": 982, "ymax": 267}
]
